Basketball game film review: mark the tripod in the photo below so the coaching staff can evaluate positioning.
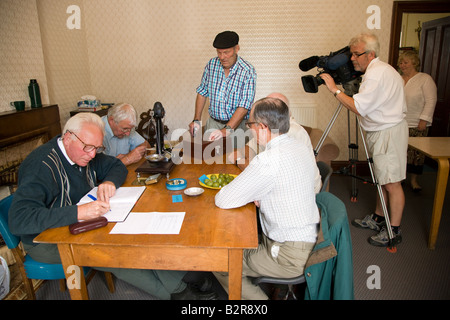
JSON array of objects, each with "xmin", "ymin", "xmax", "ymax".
[
  {"xmin": 314, "ymin": 103, "xmax": 366, "ymax": 202},
  {"xmin": 314, "ymin": 81, "xmax": 397, "ymax": 252}
]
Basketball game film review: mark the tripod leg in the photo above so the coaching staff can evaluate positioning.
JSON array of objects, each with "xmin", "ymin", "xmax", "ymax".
[
  {"xmin": 349, "ymin": 143, "xmax": 359, "ymax": 202},
  {"xmin": 348, "ymin": 110, "xmax": 359, "ymax": 202},
  {"xmin": 314, "ymin": 103, "xmax": 343, "ymax": 156},
  {"xmin": 356, "ymin": 118, "xmax": 397, "ymax": 253}
]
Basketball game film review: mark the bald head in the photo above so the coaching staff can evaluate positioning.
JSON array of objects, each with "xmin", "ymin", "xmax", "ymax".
[{"xmin": 267, "ymin": 92, "xmax": 289, "ymax": 106}]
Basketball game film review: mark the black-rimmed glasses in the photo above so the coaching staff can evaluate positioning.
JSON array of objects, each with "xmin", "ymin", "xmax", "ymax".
[
  {"xmin": 245, "ymin": 121, "xmax": 258, "ymax": 128},
  {"xmin": 352, "ymin": 51, "xmax": 367, "ymax": 58},
  {"xmin": 67, "ymin": 130, "xmax": 105, "ymax": 153}
]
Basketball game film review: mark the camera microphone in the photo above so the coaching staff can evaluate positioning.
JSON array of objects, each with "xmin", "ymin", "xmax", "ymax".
[{"xmin": 299, "ymin": 56, "xmax": 320, "ymax": 71}]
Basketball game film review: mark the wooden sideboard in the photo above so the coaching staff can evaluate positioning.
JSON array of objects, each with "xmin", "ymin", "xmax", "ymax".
[
  {"xmin": 0, "ymin": 105, "xmax": 61, "ymax": 186},
  {"xmin": 0, "ymin": 105, "xmax": 61, "ymax": 148}
]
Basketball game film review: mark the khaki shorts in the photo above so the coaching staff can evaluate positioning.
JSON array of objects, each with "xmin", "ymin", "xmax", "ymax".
[{"xmin": 365, "ymin": 120, "xmax": 408, "ymax": 185}]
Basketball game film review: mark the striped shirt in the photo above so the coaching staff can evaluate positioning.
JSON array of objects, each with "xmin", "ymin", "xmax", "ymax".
[
  {"xmin": 196, "ymin": 56, "xmax": 256, "ymax": 121},
  {"xmin": 215, "ymin": 134, "xmax": 319, "ymax": 243}
]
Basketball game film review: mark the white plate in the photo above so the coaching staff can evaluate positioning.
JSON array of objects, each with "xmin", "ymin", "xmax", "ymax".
[{"xmin": 184, "ymin": 187, "xmax": 204, "ymax": 197}]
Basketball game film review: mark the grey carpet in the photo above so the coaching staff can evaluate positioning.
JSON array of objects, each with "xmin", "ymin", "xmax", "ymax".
[
  {"xmin": 330, "ymin": 165, "xmax": 450, "ymax": 300},
  {"xmin": 34, "ymin": 165, "xmax": 450, "ymax": 300}
]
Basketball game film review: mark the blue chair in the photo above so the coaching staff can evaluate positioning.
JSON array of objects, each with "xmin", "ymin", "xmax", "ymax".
[{"xmin": 0, "ymin": 195, "xmax": 114, "ymax": 299}]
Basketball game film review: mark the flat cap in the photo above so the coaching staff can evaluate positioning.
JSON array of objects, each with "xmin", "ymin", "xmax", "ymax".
[{"xmin": 213, "ymin": 31, "xmax": 239, "ymax": 49}]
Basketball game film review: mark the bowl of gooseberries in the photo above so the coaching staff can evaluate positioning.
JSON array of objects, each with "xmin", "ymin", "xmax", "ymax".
[{"xmin": 199, "ymin": 173, "xmax": 236, "ymax": 189}]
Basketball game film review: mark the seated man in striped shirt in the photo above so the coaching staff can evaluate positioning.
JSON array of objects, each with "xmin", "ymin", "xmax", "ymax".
[
  {"xmin": 214, "ymin": 97, "xmax": 320, "ymax": 299},
  {"xmin": 189, "ymin": 31, "xmax": 256, "ymax": 149}
]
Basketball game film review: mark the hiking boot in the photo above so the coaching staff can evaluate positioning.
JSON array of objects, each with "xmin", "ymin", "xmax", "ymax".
[
  {"xmin": 352, "ymin": 213, "xmax": 386, "ymax": 231},
  {"xmin": 368, "ymin": 226, "xmax": 402, "ymax": 247}
]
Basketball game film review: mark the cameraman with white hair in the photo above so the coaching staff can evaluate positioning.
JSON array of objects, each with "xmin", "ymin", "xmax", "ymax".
[{"xmin": 320, "ymin": 33, "xmax": 408, "ymax": 247}]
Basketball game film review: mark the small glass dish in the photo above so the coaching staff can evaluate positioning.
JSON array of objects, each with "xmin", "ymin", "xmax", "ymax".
[
  {"xmin": 184, "ymin": 187, "xmax": 204, "ymax": 197},
  {"xmin": 146, "ymin": 154, "xmax": 165, "ymax": 162}
]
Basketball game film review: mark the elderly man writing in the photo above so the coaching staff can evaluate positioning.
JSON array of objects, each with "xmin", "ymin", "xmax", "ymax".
[{"xmin": 9, "ymin": 113, "xmax": 216, "ymax": 300}]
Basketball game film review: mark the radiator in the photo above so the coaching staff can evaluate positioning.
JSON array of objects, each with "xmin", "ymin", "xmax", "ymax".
[{"xmin": 289, "ymin": 103, "xmax": 317, "ymax": 128}]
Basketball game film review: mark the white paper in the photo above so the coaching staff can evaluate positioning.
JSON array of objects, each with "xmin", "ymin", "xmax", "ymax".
[
  {"xmin": 77, "ymin": 186, "xmax": 146, "ymax": 222},
  {"xmin": 110, "ymin": 212, "xmax": 186, "ymax": 234}
]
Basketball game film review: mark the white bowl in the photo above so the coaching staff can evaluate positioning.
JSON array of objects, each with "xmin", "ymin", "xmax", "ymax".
[{"xmin": 184, "ymin": 187, "xmax": 204, "ymax": 197}]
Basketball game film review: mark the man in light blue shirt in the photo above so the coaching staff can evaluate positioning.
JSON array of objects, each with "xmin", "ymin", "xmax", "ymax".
[{"xmin": 102, "ymin": 103, "xmax": 149, "ymax": 166}]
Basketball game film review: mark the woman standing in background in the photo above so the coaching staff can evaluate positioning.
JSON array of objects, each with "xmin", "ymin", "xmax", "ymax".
[{"xmin": 398, "ymin": 51, "xmax": 437, "ymax": 192}]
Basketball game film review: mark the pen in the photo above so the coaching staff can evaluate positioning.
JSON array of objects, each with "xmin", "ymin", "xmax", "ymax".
[{"xmin": 88, "ymin": 194, "xmax": 111, "ymax": 211}]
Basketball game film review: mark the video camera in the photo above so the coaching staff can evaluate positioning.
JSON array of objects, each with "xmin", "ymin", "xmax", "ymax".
[{"xmin": 299, "ymin": 46, "xmax": 362, "ymax": 94}]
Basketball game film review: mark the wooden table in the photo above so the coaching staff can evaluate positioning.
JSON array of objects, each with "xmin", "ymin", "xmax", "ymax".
[
  {"xmin": 408, "ymin": 137, "xmax": 450, "ymax": 250},
  {"xmin": 34, "ymin": 157, "xmax": 258, "ymax": 299}
]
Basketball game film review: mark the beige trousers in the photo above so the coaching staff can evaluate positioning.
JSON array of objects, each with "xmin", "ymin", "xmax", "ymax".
[{"xmin": 214, "ymin": 234, "xmax": 314, "ymax": 300}]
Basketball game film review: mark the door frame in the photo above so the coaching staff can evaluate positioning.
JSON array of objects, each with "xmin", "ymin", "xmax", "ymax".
[{"xmin": 388, "ymin": 1, "xmax": 450, "ymax": 66}]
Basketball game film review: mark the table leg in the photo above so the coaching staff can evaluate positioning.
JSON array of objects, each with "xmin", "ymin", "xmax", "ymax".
[
  {"xmin": 57, "ymin": 244, "xmax": 89, "ymax": 300},
  {"xmin": 428, "ymin": 158, "xmax": 449, "ymax": 250},
  {"xmin": 228, "ymin": 249, "xmax": 243, "ymax": 300}
]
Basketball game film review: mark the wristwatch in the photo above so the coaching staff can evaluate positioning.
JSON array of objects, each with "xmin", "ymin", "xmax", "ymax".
[
  {"xmin": 224, "ymin": 125, "xmax": 233, "ymax": 132},
  {"xmin": 192, "ymin": 119, "xmax": 200, "ymax": 124},
  {"xmin": 334, "ymin": 89, "xmax": 342, "ymax": 97}
]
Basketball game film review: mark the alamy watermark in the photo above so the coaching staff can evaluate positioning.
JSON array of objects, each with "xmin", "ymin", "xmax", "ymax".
[
  {"xmin": 66, "ymin": 265, "xmax": 82, "ymax": 289},
  {"xmin": 170, "ymin": 126, "xmax": 256, "ymax": 165},
  {"xmin": 66, "ymin": 5, "xmax": 81, "ymax": 30},
  {"xmin": 366, "ymin": 265, "xmax": 381, "ymax": 289},
  {"xmin": 66, "ymin": 4, "xmax": 381, "ymax": 30}
]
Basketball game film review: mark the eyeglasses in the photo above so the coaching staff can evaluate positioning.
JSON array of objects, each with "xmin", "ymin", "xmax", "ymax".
[
  {"xmin": 118, "ymin": 126, "xmax": 134, "ymax": 133},
  {"xmin": 67, "ymin": 130, "xmax": 105, "ymax": 153},
  {"xmin": 245, "ymin": 121, "xmax": 259, "ymax": 128},
  {"xmin": 120, "ymin": 127, "xmax": 133, "ymax": 133},
  {"xmin": 352, "ymin": 51, "xmax": 367, "ymax": 58}
]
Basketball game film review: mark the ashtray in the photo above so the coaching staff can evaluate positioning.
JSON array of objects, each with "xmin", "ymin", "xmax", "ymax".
[
  {"xmin": 184, "ymin": 187, "xmax": 204, "ymax": 197},
  {"xmin": 146, "ymin": 154, "xmax": 165, "ymax": 162},
  {"xmin": 166, "ymin": 178, "xmax": 187, "ymax": 190}
]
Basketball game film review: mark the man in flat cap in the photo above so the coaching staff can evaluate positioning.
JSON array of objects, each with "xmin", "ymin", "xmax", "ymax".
[{"xmin": 189, "ymin": 31, "xmax": 256, "ymax": 148}]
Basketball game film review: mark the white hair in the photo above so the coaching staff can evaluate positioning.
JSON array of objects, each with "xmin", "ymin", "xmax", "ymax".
[
  {"xmin": 108, "ymin": 102, "xmax": 138, "ymax": 126},
  {"xmin": 63, "ymin": 112, "xmax": 105, "ymax": 135},
  {"xmin": 349, "ymin": 33, "xmax": 380, "ymax": 57}
]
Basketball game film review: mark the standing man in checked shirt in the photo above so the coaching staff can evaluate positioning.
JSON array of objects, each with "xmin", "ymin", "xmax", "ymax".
[
  {"xmin": 213, "ymin": 97, "xmax": 319, "ymax": 299},
  {"xmin": 189, "ymin": 31, "xmax": 256, "ymax": 148}
]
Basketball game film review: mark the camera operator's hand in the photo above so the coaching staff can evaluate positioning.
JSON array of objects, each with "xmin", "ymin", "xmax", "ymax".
[
  {"xmin": 319, "ymin": 73, "xmax": 361, "ymax": 116},
  {"xmin": 319, "ymin": 73, "xmax": 339, "ymax": 94}
]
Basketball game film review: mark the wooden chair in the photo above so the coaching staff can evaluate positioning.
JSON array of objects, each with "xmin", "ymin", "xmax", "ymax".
[{"xmin": 0, "ymin": 195, "xmax": 115, "ymax": 299}]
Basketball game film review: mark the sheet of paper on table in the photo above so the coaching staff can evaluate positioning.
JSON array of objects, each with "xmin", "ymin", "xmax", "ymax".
[
  {"xmin": 110, "ymin": 212, "xmax": 186, "ymax": 234},
  {"xmin": 77, "ymin": 186, "xmax": 146, "ymax": 222}
]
